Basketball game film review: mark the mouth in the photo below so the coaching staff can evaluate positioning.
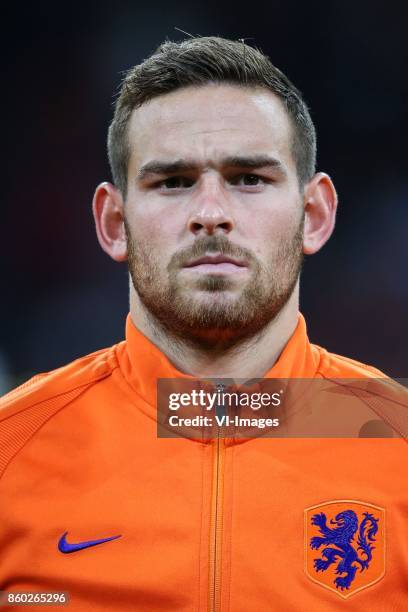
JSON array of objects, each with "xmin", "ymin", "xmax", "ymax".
[{"xmin": 182, "ymin": 254, "xmax": 249, "ymax": 274}]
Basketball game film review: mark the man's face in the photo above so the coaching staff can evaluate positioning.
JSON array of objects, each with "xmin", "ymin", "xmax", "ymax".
[{"xmin": 124, "ymin": 84, "xmax": 304, "ymax": 345}]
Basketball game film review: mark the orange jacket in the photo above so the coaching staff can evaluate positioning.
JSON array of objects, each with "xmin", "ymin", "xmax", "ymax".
[{"xmin": 0, "ymin": 313, "xmax": 407, "ymax": 610}]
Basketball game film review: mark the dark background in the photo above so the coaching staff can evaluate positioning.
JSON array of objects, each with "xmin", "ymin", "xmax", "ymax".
[{"xmin": 2, "ymin": 0, "xmax": 407, "ymax": 393}]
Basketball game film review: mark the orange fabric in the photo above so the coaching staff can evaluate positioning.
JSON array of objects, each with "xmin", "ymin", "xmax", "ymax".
[{"xmin": 0, "ymin": 313, "xmax": 407, "ymax": 610}]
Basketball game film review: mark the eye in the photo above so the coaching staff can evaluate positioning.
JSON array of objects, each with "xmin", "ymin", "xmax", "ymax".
[
  {"xmin": 231, "ymin": 173, "xmax": 267, "ymax": 187},
  {"xmin": 159, "ymin": 176, "xmax": 194, "ymax": 189}
]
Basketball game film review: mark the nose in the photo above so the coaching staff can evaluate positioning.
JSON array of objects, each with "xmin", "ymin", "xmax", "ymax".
[{"xmin": 187, "ymin": 176, "xmax": 234, "ymax": 236}]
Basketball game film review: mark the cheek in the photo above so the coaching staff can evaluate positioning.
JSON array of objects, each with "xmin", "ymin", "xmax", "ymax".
[
  {"xmin": 127, "ymin": 189, "xmax": 184, "ymax": 237},
  {"xmin": 244, "ymin": 209, "xmax": 299, "ymax": 257},
  {"xmin": 239, "ymin": 188, "xmax": 301, "ymax": 232},
  {"xmin": 127, "ymin": 210, "xmax": 181, "ymax": 267}
]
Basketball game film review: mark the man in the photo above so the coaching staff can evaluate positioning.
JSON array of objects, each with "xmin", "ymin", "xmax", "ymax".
[{"xmin": 0, "ymin": 37, "xmax": 407, "ymax": 611}]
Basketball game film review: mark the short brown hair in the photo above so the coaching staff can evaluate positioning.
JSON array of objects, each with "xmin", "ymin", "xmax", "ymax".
[{"xmin": 108, "ymin": 36, "xmax": 316, "ymax": 196}]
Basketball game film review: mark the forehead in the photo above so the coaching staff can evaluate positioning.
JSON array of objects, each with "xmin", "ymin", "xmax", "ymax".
[{"xmin": 127, "ymin": 84, "xmax": 295, "ymax": 171}]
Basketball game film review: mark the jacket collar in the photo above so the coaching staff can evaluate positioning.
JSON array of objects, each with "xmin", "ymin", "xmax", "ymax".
[{"xmin": 117, "ymin": 311, "xmax": 321, "ymax": 411}]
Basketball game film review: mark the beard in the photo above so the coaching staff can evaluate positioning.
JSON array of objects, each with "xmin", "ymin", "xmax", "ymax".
[{"xmin": 125, "ymin": 216, "xmax": 304, "ymax": 349}]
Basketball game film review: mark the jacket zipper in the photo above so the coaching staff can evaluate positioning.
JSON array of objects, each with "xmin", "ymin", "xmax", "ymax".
[{"xmin": 208, "ymin": 383, "xmax": 226, "ymax": 612}]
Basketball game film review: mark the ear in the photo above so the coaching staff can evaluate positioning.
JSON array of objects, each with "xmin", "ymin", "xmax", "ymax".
[
  {"xmin": 92, "ymin": 182, "xmax": 128, "ymax": 262},
  {"xmin": 302, "ymin": 172, "xmax": 338, "ymax": 255}
]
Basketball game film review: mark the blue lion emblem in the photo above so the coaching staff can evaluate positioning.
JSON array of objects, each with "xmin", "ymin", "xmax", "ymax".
[{"xmin": 310, "ymin": 509, "xmax": 379, "ymax": 591}]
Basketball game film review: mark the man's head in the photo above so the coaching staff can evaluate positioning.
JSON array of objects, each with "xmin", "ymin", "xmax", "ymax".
[
  {"xmin": 107, "ymin": 36, "xmax": 316, "ymax": 198},
  {"xmin": 93, "ymin": 37, "xmax": 337, "ymax": 348}
]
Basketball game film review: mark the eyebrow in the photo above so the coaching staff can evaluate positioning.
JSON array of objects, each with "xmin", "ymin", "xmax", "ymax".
[{"xmin": 136, "ymin": 155, "xmax": 286, "ymax": 181}]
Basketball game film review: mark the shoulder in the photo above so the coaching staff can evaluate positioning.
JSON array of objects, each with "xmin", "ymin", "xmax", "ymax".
[
  {"xmin": 312, "ymin": 343, "xmax": 408, "ymax": 438},
  {"xmin": 0, "ymin": 342, "xmax": 124, "ymax": 477},
  {"xmin": 313, "ymin": 343, "xmax": 387, "ymax": 379},
  {"xmin": 0, "ymin": 344, "xmax": 121, "ymax": 414}
]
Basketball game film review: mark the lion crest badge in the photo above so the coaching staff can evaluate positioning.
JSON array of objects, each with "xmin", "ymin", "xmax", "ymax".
[{"xmin": 304, "ymin": 500, "xmax": 385, "ymax": 598}]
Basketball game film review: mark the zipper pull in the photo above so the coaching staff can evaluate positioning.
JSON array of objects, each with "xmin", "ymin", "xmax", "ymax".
[
  {"xmin": 213, "ymin": 381, "xmax": 228, "ymax": 439},
  {"xmin": 214, "ymin": 382, "xmax": 226, "ymax": 420}
]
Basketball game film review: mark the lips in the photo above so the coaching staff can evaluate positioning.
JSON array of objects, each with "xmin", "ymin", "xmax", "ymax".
[
  {"xmin": 181, "ymin": 253, "xmax": 249, "ymax": 276},
  {"xmin": 183, "ymin": 254, "xmax": 247, "ymax": 268}
]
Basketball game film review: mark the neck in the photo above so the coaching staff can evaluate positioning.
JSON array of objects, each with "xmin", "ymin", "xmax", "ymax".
[{"xmin": 129, "ymin": 282, "xmax": 300, "ymax": 379}]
